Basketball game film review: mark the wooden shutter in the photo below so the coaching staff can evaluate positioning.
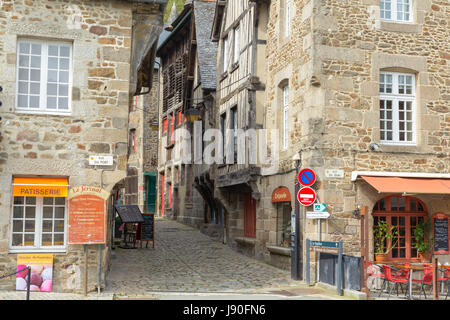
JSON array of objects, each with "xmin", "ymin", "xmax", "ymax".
[{"xmin": 146, "ymin": 175, "xmax": 156, "ymax": 213}]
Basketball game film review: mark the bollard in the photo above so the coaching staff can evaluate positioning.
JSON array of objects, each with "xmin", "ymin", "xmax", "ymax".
[{"xmin": 26, "ymin": 267, "xmax": 31, "ymax": 300}]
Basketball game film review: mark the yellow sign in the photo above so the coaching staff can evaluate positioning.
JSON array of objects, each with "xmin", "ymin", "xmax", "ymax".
[
  {"xmin": 13, "ymin": 177, "xmax": 69, "ymax": 197},
  {"xmin": 17, "ymin": 254, "xmax": 53, "ymax": 265}
]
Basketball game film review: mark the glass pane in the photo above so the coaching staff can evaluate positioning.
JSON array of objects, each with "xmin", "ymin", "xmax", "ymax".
[
  {"xmin": 60, "ymin": 58, "xmax": 69, "ymax": 70},
  {"xmin": 391, "ymin": 197, "xmax": 398, "ymax": 211},
  {"xmin": 43, "ymin": 207, "xmax": 53, "ymax": 218},
  {"xmin": 399, "ymin": 249, "xmax": 406, "ymax": 258},
  {"xmin": 399, "ymin": 216, "xmax": 405, "ymax": 225},
  {"xmin": 12, "ymin": 234, "xmax": 23, "ymax": 246},
  {"xmin": 54, "ymin": 221, "xmax": 64, "ymax": 233},
  {"xmin": 399, "ymin": 228, "xmax": 405, "ymax": 236},
  {"xmin": 399, "ymin": 238, "xmax": 405, "ymax": 247},
  {"xmin": 19, "ymin": 55, "xmax": 29, "ymax": 67},
  {"xmin": 54, "ymin": 233, "xmax": 64, "ymax": 246},
  {"xmin": 18, "ymin": 95, "xmax": 28, "ymax": 108},
  {"xmin": 14, "ymin": 197, "xmax": 24, "ymax": 205},
  {"xmin": 47, "ymin": 97, "xmax": 57, "ymax": 109},
  {"xmin": 29, "ymin": 96, "xmax": 39, "ymax": 108},
  {"xmin": 59, "ymin": 71, "xmax": 69, "ymax": 83},
  {"xmin": 58, "ymin": 97, "xmax": 68, "ymax": 109},
  {"xmin": 399, "ymin": 198, "xmax": 405, "ymax": 211},
  {"xmin": 30, "ymin": 83, "xmax": 40, "ymax": 95},
  {"xmin": 48, "ymin": 70, "xmax": 58, "ymax": 82},
  {"xmin": 13, "ymin": 220, "xmax": 23, "ymax": 232},
  {"xmin": 418, "ymin": 202, "xmax": 424, "ymax": 211},
  {"xmin": 25, "ymin": 197, "xmax": 36, "ymax": 205},
  {"xmin": 41, "ymin": 234, "xmax": 52, "ymax": 246},
  {"xmin": 48, "ymin": 57, "xmax": 58, "ymax": 69},
  {"xmin": 18, "ymin": 82, "xmax": 28, "ymax": 94},
  {"xmin": 47, "ymin": 83, "xmax": 57, "ymax": 95},
  {"xmin": 54, "ymin": 207, "xmax": 65, "ymax": 219},
  {"xmin": 30, "ymin": 56, "xmax": 41, "ymax": 68},
  {"xmin": 379, "ymin": 199, "xmax": 386, "ymax": 211},
  {"xmin": 43, "ymin": 197, "xmax": 53, "ymax": 205},
  {"xmin": 25, "ymin": 220, "xmax": 35, "ymax": 231},
  {"xmin": 30, "ymin": 69, "xmax": 40, "ymax": 81},
  {"xmin": 13, "ymin": 206, "xmax": 24, "ymax": 218},
  {"xmin": 24, "ymin": 234, "xmax": 34, "ymax": 246},
  {"xmin": 387, "ymin": 131, "xmax": 393, "ymax": 140},
  {"xmin": 31, "ymin": 44, "xmax": 41, "ymax": 55},
  {"xmin": 42, "ymin": 220, "xmax": 53, "ymax": 232},
  {"xmin": 19, "ymin": 43, "xmax": 30, "ymax": 54},
  {"xmin": 48, "ymin": 45, "xmax": 58, "ymax": 56},
  {"xmin": 399, "ymin": 132, "xmax": 405, "ymax": 141},
  {"xmin": 392, "ymin": 217, "xmax": 398, "ymax": 225},
  {"xmin": 55, "ymin": 197, "xmax": 65, "ymax": 205},
  {"xmin": 19, "ymin": 68, "xmax": 29, "ymax": 80},
  {"xmin": 59, "ymin": 84, "xmax": 68, "ymax": 96},
  {"xmin": 392, "ymin": 249, "xmax": 398, "ymax": 258},
  {"xmin": 60, "ymin": 46, "xmax": 70, "ymax": 57},
  {"xmin": 407, "ymin": 132, "xmax": 412, "ymax": 141}
]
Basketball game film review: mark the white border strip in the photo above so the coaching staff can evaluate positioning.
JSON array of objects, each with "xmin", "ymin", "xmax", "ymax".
[{"xmin": 351, "ymin": 171, "xmax": 450, "ymax": 181}]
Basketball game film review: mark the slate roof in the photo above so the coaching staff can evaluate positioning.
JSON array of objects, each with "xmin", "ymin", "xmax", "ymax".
[{"xmin": 193, "ymin": 0, "xmax": 218, "ymax": 90}]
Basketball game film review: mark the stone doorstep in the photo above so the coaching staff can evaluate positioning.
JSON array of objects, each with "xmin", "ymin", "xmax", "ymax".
[{"xmin": 314, "ymin": 282, "xmax": 367, "ymax": 300}]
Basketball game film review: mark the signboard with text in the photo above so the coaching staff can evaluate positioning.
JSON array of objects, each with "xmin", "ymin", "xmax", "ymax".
[
  {"xmin": 433, "ymin": 213, "xmax": 449, "ymax": 255},
  {"xmin": 89, "ymin": 155, "xmax": 113, "ymax": 166},
  {"xmin": 68, "ymin": 186, "xmax": 109, "ymax": 244}
]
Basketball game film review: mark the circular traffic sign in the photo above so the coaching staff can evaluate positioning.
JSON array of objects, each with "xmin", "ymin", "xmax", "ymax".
[
  {"xmin": 298, "ymin": 168, "xmax": 316, "ymax": 187},
  {"xmin": 297, "ymin": 187, "xmax": 316, "ymax": 206}
]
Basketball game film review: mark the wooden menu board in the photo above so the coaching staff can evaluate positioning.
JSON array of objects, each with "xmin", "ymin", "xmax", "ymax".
[{"xmin": 432, "ymin": 213, "xmax": 449, "ymax": 255}]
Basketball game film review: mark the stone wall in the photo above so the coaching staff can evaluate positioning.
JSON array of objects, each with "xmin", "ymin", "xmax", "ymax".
[
  {"xmin": 0, "ymin": 0, "xmax": 158, "ymax": 293},
  {"xmin": 264, "ymin": 0, "xmax": 449, "ymax": 280}
]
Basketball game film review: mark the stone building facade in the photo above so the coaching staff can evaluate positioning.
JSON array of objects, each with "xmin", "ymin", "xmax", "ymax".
[
  {"xmin": 264, "ymin": 0, "xmax": 450, "ymax": 282},
  {"xmin": 0, "ymin": 0, "xmax": 166, "ymax": 293}
]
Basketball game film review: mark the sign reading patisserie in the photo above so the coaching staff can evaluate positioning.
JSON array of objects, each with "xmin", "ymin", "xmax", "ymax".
[{"xmin": 67, "ymin": 186, "xmax": 109, "ymax": 244}]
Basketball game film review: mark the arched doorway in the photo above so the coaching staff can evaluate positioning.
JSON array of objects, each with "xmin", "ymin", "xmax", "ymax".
[{"xmin": 372, "ymin": 195, "xmax": 427, "ymax": 261}]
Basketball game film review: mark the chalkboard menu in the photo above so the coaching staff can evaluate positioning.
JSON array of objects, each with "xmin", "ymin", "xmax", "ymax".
[
  {"xmin": 115, "ymin": 205, "xmax": 144, "ymax": 223},
  {"xmin": 433, "ymin": 213, "xmax": 449, "ymax": 254},
  {"xmin": 136, "ymin": 213, "xmax": 155, "ymax": 248}
]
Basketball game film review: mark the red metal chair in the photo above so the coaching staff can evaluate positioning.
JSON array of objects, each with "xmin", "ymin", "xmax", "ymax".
[
  {"xmin": 381, "ymin": 265, "xmax": 409, "ymax": 299},
  {"xmin": 367, "ymin": 262, "xmax": 385, "ymax": 296},
  {"xmin": 412, "ymin": 266, "xmax": 433, "ymax": 299},
  {"xmin": 444, "ymin": 267, "xmax": 450, "ymax": 300}
]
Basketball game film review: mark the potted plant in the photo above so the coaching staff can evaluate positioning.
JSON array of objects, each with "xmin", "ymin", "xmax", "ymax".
[
  {"xmin": 413, "ymin": 219, "xmax": 432, "ymax": 262},
  {"xmin": 374, "ymin": 220, "xmax": 398, "ymax": 262}
]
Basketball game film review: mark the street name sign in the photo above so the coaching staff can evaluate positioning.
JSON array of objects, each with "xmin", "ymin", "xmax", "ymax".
[
  {"xmin": 89, "ymin": 155, "xmax": 113, "ymax": 166},
  {"xmin": 306, "ymin": 211, "xmax": 330, "ymax": 219},
  {"xmin": 325, "ymin": 169, "xmax": 345, "ymax": 179}
]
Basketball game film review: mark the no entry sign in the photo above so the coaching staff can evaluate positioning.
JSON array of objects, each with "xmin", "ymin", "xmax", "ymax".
[
  {"xmin": 298, "ymin": 168, "xmax": 316, "ymax": 187},
  {"xmin": 297, "ymin": 187, "xmax": 316, "ymax": 206}
]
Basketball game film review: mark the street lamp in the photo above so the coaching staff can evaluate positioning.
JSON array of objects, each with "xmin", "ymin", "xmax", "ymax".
[
  {"xmin": 291, "ymin": 152, "xmax": 301, "ymax": 280},
  {"xmin": 185, "ymin": 107, "xmax": 200, "ymax": 123}
]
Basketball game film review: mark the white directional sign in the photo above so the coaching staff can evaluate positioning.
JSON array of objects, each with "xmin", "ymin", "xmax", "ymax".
[
  {"xmin": 306, "ymin": 211, "xmax": 330, "ymax": 219},
  {"xmin": 313, "ymin": 203, "xmax": 327, "ymax": 212},
  {"xmin": 89, "ymin": 155, "xmax": 113, "ymax": 166}
]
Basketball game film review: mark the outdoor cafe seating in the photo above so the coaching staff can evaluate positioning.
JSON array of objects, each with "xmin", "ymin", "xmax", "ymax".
[{"xmin": 368, "ymin": 261, "xmax": 450, "ymax": 300}]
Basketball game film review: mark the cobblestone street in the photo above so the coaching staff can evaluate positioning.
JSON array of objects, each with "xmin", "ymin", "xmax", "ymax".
[{"xmin": 105, "ymin": 218, "xmax": 332, "ymax": 299}]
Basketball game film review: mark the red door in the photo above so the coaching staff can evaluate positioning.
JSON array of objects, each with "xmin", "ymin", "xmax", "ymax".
[
  {"xmin": 161, "ymin": 173, "xmax": 165, "ymax": 217},
  {"xmin": 244, "ymin": 193, "xmax": 256, "ymax": 238}
]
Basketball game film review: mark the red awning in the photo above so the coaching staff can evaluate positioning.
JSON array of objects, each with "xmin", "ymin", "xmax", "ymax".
[{"xmin": 361, "ymin": 176, "xmax": 450, "ymax": 194}]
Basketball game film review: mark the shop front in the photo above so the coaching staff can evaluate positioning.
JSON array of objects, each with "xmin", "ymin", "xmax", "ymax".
[{"xmin": 353, "ymin": 172, "xmax": 450, "ymax": 297}]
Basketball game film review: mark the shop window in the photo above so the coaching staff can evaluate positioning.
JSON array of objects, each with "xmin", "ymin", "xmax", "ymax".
[
  {"xmin": 380, "ymin": 0, "xmax": 412, "ymax": 23},
  {"xmin": 11, "ymin": 196, "xmax": 66, "ymax": 251},
  {"xmin": 373, "ymin": 195, "xmax": 427, "ymax": 261},
  {"xmin": 277, "ymin": 203, "xmax": 292, "ymax": 247},
  {"xmin": 379, "ymin": 72, "xmax": 416, "ymax": 145},
  {"xmin": 16, "ymin": 40, "xmax": 72, "ymax": 114}
]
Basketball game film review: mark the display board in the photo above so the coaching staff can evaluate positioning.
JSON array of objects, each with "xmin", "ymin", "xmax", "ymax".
[
  {"xmin": 433, "ymin": 213, "xmax": 449, "ymax": 254},
  {"xmin": 115, "ymin": 205, "xmax": 145, "ymax": 223},
  {"xmin": 68, "ymin": 186, "xmax": 109, "ymax": 244},
  {"xmin": 136, "ymin": 213, "xmax": 155, "ymax": 248}
]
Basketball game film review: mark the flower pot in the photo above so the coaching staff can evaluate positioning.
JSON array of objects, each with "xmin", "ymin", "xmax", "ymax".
[
  {"xmin": 419, "ymin": 252, "xmax": 432, "ymax": 262},
  {"xmin": 375, "ymin": 254, "xmax": 389, "ymax": 263}
]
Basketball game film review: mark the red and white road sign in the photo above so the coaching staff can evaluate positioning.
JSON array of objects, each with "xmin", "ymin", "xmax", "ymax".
[{"xmin": 297, "ymin": 187, "xmax": 316, "ymax": 206}]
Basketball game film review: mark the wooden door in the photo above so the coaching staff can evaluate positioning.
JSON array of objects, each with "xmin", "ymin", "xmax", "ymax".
[{"xmin": 244, "ymin": 193, "xmax": 256, "ymax": 238}]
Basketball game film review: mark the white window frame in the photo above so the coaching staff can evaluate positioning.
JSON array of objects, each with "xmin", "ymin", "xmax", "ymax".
[
  {"xmin": 285, "ymin": 0, "xmax": 291, "ymax": 37},
  {"xmin": 380, "ymin": 0, "xmax": 413, "ymax": 23},
  {"xmin": 223, "ymin": 36, "xmax": 229, "ymax": 73},
  {"xmin": 379, "ymin": 72, "xmax": 416, "ymax": 146},
  {"xmin": 233, "ymin": 25, "xmax": 240, "ymax": 65},
  {"xmin": 282, "ymin": 86, "xmax": 289, "ymax": 150},
  {"xmin": 10, "ymin": 196, "xmax": 67, "ymax": 253},
  {"xmin": 15, "ymin": 39, "xmax": 73, "ymax": 115}
]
